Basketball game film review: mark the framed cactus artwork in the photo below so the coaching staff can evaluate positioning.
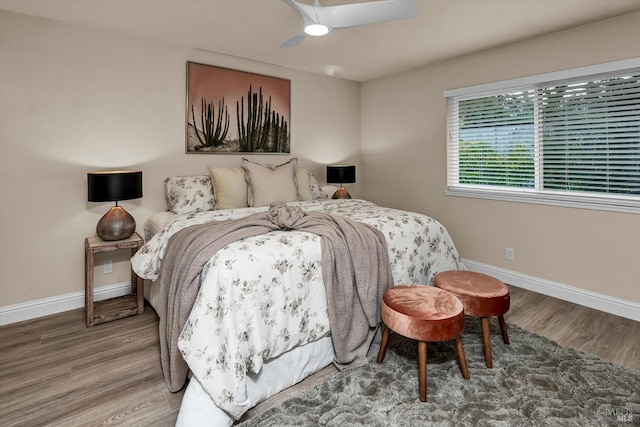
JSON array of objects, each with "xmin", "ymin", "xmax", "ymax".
[{"xmin": 186, "ymin": 61, "xmax": 291, "ymax": 154}]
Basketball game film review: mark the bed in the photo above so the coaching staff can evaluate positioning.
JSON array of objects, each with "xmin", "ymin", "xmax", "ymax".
[{"xmin": 131, "ymin": 160, "xmax": 464, "ymax": 426}]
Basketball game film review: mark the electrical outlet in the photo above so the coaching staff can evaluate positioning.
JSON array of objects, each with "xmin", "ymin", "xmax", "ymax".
[
  {"xmin": 103, "ymin": 259, "xmax": 113, "ymax": 274},
  {"xmin": 505, "ymin": 247, "xmax": 514, "ymax": 261}
]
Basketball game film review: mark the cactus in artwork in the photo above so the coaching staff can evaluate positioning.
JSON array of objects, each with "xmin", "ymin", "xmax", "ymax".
[
  {"xmin": 269, "ymin": 111, "xmax": 289, "ymax": 153},
  {"xmin": 236, "ymin": 85, "xmax": 272, "ymax": 152},
  {"xmin": 191, "ymin": 97, "xmax": 230, "ymax": 148}
]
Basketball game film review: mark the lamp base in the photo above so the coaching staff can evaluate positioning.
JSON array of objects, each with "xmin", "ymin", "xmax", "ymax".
[
  {"xmin": 97, "ymin": 206, "xmax": 136, "ymax": 241},
  {"xmin": 331, "ymin": 187, "xmax": 351, "ymax": 199}
]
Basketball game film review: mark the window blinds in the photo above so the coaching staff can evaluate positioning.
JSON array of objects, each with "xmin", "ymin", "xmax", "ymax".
[
  {"xmin": 446, "ymin": 63, "xmax": 640, "ymax": 212},
  {"xmin": 541, "ymin": 75, "xmax": 640, "ymax": 195}
]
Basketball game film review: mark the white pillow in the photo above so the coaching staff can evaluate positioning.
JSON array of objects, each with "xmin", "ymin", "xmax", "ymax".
[
  {"xmin": 207, "ymin": 166, "xmax": 249, "ymax": 210},
  {"xmin": 164, "ymin": 175, "xmax": 215, "ymax": 214},
  {"xmin": 242, "ymin": 158, "xmax": 299, "ymax": 207}
]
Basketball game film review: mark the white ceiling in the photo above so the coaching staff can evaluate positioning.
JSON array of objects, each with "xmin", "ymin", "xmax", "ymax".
[{"xmin": 1, "ymin": 0, "xmax": 639, "ymax": 82}]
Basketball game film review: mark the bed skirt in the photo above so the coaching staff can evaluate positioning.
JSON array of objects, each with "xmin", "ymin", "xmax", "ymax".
[{"xmin": 177, "ymin": 336, "xmax": 334, "ymax": 426}]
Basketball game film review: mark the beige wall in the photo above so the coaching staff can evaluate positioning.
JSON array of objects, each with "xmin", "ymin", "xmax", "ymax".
[
  {"xmin": 361, "ymin": 12, "xmax": 640, "ymax": 303},
  {"xmin": 2, "ymin": 8, "xmax": 638, "ymax": 314},
  {"xmin": 0, "ymin": 11, "xmax": 361, "ymax": 307}
]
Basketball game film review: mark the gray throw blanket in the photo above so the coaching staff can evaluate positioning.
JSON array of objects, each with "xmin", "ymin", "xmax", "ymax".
[{"xmin": 157, "ymin": 203, "xmax": 393, "ymax": 392}]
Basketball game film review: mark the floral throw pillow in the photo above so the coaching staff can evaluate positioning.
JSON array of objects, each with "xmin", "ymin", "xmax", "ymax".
[
  {"xmin": 164, "ymin": 175, "xmax": 216, "ymax": 214},
  {"xmin": 309, "ymin": 172, "xmax": 328, "ymax": 199}
]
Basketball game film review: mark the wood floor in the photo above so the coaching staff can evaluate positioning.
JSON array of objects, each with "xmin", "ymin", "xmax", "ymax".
[{"xmin": 1, "ymin": 286, "xmax": 638, "ymax": 426}]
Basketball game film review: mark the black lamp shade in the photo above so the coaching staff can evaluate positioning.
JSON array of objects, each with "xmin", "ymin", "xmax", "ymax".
[
  {"xmin": 88, "ymin": 171, "xmax": 143, "ymax": 202},
  {"xmin": 326, "ymin": 165, "xmax": 356, "ymax": 184}
]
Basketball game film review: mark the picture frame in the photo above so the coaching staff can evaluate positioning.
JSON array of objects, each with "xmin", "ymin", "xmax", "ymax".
[{"xmin": 186, "ymin": 61, "xmax": 291, "ymax": 154}]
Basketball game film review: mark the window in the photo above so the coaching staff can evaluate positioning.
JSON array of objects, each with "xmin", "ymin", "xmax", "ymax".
[{"xmin": 445, "ymin": 59, "xmax": 640, "ymax": 214}]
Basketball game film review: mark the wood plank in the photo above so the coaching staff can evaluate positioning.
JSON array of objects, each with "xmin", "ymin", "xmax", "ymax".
[
  {"xmin": 92, "ymin": 294, "xmax": 144, "ymax": 325},
  {"xmin": 0, "ymin": 287, "xmax": 637, "ymax": 426}
]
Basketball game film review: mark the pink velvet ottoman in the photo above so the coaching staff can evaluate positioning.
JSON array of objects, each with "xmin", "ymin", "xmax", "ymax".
[
  {"xmin": 376, "ymin": 284, "xmax": 470, "ymax": 402},
  {"xmin": 434, "ymin": 270, "xmax": 511, "ymax": 368}
]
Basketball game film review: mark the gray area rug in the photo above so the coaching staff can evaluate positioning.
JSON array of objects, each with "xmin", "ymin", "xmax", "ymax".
[{"xmin": 239, "ymin": 318, "xmax": 639, "ymax": 426}]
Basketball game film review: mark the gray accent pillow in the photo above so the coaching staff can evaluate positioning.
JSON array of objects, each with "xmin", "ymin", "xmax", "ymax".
[
  {"xmin": 242, "ymin": 158, "xmax": 299, "ymax": 207},
  {"xmin": 296, "ymin": 168, "xmax": 312, "ymax": 201}
]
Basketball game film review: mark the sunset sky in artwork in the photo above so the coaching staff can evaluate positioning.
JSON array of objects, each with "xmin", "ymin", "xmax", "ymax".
[{"xmin": 187, "ymin": 62, "xmax": 290, "ymax": 140}]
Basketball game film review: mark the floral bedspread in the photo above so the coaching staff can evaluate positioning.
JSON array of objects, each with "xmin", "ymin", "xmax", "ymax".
[{"xmin": 131, "ymin": 199, "xmax": 464, "ymax": 418}]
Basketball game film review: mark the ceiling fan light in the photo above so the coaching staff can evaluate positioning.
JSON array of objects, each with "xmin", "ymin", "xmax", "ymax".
[{"xmin": 304, "ymin": 23, "xmax": 329, "ymax": 36}]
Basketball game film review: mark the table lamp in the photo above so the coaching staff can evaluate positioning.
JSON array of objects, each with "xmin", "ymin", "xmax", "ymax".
[
  {"xmin": 88, "ymin": 170, "xmax": 142, "ymax": 241},
  {"xmin": 326, "ymin": 165, "xmax": 355, "ymax": 199}
]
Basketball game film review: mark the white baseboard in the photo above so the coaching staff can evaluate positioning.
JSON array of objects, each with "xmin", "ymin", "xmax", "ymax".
[
  {"xmin": 462, "ymin": 259, "xmax": 640, "ymax": 322},
  {"xmin": 0, "ymin": 281, "xmax": 132, "ymax": 326},
  {"xmin": 3, "ymin": 262, "xmax": 638, "ymax": 325}
]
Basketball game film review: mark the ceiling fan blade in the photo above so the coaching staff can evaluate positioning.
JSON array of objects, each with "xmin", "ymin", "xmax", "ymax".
[
  {"xmin": 318, "ymin": 0, "xmax": 418, "ymax": 29},
  {"xmin": 280, "ymin": 33, "xmax": 307, "ymax": 49},
  {"xmin": 281, "ymin": 0, "xmax": 318, "ymax": 25}
]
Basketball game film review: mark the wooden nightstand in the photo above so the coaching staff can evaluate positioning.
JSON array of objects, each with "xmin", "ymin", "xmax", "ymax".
[{"xmin": 84, "ymin": 232, "xmax": 144, "ymax": 327}]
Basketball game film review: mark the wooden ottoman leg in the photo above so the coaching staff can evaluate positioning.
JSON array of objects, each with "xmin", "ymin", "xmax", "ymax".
[
  {"xmin": 498, "ymin": 315, "xmax": 510, "ymax": 344},
  {"xmin": 454, "ymin": 336, "xmax": 470, "ymax": 380},
  {"xmin": 481, "ymin": 317, "xmax": 493, "ymax": 368},
  {"xmin": 418, "ymin": 340, "xmax": 428, "ymax": 402},
  {"xmin": 381, "ymin": 284, "xmax": 466, "ymax": 402},
  {"xmin": 377, "ymin": 324, "xmax": 391, "ymax": 364}
]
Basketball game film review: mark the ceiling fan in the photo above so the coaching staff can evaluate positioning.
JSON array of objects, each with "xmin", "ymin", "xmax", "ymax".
[{"xmin": 280, "ymin": 0, "xmax": 418, "ymax": 48}]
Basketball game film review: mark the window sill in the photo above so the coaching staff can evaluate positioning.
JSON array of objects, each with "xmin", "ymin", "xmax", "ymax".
[{"xmin": 445, "ymin": 187, "xmax": 640, "ymax": 215}]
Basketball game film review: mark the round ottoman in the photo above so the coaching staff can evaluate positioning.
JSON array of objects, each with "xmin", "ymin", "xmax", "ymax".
[
  {"xmin": 376, "ymin": 284, "xmax": 470, "ymax": 402},
  {"xmin": 434, "ymin": 270, "xmax": 510, "ymax": 368}
]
